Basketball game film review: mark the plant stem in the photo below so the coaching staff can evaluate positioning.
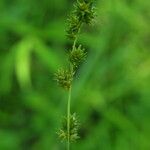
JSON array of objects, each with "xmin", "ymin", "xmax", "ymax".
[
  {"xmin": 67, "ymin": 86, "xmax": 72, "ymax": 150},
  {"xmin": 67, "ymin": 22, "xmax": 82, "ymax": 150},
  {"xmin": 73, "ymin": 37, "xmax": 77, "ymax": 50}
]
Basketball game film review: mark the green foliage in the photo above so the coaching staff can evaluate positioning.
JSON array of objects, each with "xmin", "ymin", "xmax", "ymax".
[{"xmin": 0, "ymin": 0, "xmax": 150, "ymax": 149}]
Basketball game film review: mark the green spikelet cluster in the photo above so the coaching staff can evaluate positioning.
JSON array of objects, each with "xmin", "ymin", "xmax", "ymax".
[
  {"xmin": 57, "ymin": 113, "xmax": 80, "ymax": 142},
  {"xmin": 67, "ymin": 0, "xmax": 96, "ymax": 40},
  {"xmin": 75, "ymin": 0, "xmax": 95, "ymax": 24},
  {"xmin": 67, "ymin": 15, "xmax": 81, "ymax": 40},
  {"xmin": 69, "ymin": 45, "xmax": 87, "ymax": 70},
  {"xmin": 54, "ymin": 69, "xmax": 73, "ymax": 90}
]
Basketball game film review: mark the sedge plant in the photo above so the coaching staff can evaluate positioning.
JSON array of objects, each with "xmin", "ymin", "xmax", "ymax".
[{"xmin": 54, "ymin": 0, "xmax": 96, "ymax": 149}]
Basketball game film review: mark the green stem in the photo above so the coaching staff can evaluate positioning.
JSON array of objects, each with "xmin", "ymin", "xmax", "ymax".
[
  {"xmin": 67, "ymin": 86, "xmax": 72, "ymax": 150},
  {"xmin": 72, "ymin": 22, "xmax": 82, "ymax": 50},
  {"xmin": 67, "ymin": 21, "xmax": 82, "ymax": 150},
  {"xmin": 73, "ymin": 36, "xmax": 77, "ymax": 50}
]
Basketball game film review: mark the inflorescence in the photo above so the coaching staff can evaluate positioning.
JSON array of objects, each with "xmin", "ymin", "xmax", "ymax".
[{"xmin": 54, "ymin": 0, "xmax": 96, "ymax": 144}]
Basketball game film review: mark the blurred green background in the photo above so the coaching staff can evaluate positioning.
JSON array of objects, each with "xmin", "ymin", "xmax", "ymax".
[{"xmin": 0, "ymin": 0, "xmax": 150, "ymax": 149}]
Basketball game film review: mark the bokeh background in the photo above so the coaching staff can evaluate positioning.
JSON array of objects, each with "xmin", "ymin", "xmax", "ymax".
[{"xmin": 0, "ymin": 0, "xmax": 150, "ymax": 149}]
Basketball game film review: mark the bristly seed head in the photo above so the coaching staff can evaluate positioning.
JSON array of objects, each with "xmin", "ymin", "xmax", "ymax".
[
  {"xmin": 57, "ymin": 113, "xmax": 80, "ymax": 142},
  {"xmin": 66, "ymin": 15, "xmax": 81, "ymax": 40},
  {"xmin": 54, "ymin": 69, "xmax": 73, "ymax": 90},
  {"xmin": 69, "ymin": 45, "xmax": 87, "ymax": 70},
  {"xmin": 75, "ymin": 0, "xmax": 96, "ymax": 25},
  {"xmin": 67, "ymin": 0, "xmax": 96, "ymax": 39}
]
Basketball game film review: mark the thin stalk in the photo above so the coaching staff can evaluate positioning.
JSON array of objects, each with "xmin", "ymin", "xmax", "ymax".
[
  {"xmin": 73, "ymin": 23, "xmax": 82, "ymax": 48},
  {"xmin": 73, "ymin": 37, "xmax": 77, "ymax": 50},
  {"xmin": 67, "ymin": 22, "xmax": 82, "ymax": 150},
  {"xmin": 67, "ymin": 87, "xmax": 72, "ymax": 150}
]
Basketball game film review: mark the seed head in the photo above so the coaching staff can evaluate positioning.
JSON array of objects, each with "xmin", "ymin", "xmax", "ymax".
[
  {"xmin": 75, "ymin": 0, "xmax": 96, "ymax": 25},
  {"xmin": 69, "ymin": 45, "xmax": 87, "ymax": 70},
  {"xmin": 66, "ymin": 15, "xmax": 81, "ymax": 40},
  {"xmin": 66, "ymin": 0, "xmax": 96, "ymax": 39},
  {"xmin": 54, "ymin": 69, "xmax": 73, "ymax": 90},
  {"xmin": 57, "ymin": 113, "xmax": 80, "ymax": 142}
]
